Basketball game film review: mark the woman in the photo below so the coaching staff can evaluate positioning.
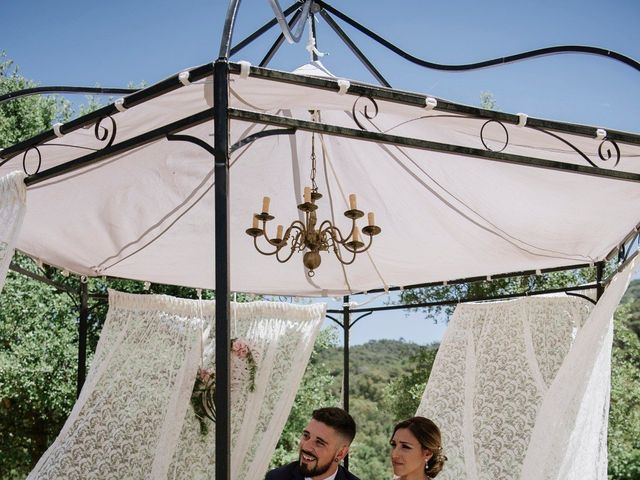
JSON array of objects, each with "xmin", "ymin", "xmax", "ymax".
[{"xmin": 390, "ymin": 416, "xmax": 447, "ymax": 479}]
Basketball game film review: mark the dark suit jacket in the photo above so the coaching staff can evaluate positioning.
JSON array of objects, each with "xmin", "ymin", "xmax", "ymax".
[{"xmin": 265, "ymin": 461, "xmax": 360, "ymax": 480}]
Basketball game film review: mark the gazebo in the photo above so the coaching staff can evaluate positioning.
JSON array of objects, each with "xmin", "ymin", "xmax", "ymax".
[{"xmin": 1, "ymin": 1, "xmax": 639, "ymax": 478}]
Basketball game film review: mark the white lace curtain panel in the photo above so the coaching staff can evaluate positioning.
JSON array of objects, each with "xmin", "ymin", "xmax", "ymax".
[
  {"xmin": 417, "ymin": 260, "xmax": 637, "ymax": 480},
  {"xmin": 28, "ymin": 290, "xmax": 326, "ymax": 480},
  {"xmin": 0, "ymin": 171, "xmax": 26, "ymax": 293}
]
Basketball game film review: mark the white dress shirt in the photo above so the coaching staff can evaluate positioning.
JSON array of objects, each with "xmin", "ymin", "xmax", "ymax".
[{"xmin": 305, "ymin": 469, "xmax": 338, "ymax": 480}]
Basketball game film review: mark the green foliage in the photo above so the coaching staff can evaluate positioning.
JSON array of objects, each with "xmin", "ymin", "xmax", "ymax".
[
  {"xmin": 400, "ymin": 267, "xmax": 596, "ymax": 322},
  {"xmin": 621, "ymin": 280, "xmax": 640, "ymax": 337},
  {"xmin": 479, "ymin": 91, "xmax": 497, "ymax": 110},
  {"xmin": 382, "ymin": 344, "xmax": 438, "ymax": 422},
  {"xmin": 76, "ymin": 81, "xmax": 146, "ymax": 117},
  {"xmin": 0, "ymin": 270, "xmax": 78, "ymax": 478},
  {"xmin": 0, "ymin": 52, "xmax": 71, "ymax": 147},
  {"xmin": 608, "ymin": 296, "xmax": 640, "ymax": 479}
]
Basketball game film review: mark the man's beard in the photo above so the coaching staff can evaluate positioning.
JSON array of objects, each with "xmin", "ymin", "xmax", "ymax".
[{"xmin": 298, "ymin": 450, "xmax": 333, "ymax": 477}]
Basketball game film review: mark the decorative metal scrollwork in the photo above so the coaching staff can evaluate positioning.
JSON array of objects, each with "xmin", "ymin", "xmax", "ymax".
[
  {"xmin": 352, "ymin": 95, "xmax": 379, "ymax": 130},
  {"xmin": 94, "ymin": 115, "xmax": 117, "ymax": 149},
  {"xmin": 532, "ymin": 127, "xmax": 623, "ymax": 169},
  {"xmin": 480, "ymin": 120, "xmax": 509, "ymax": 153},
  {"xmin": 22, "ymin": 147, "xmax": 42, "ymax": 175},
  {"xmin": 598, "ymin": 137, "xmax": 621, "ymax": 167}
]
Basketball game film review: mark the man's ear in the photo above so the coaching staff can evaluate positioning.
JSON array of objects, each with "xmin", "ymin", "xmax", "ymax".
[{"xmin": 334, "ymin": 444, "xmax": 349, "ymax": 463}]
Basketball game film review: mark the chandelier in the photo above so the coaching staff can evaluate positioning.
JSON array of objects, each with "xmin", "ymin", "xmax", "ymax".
[{"xmin": 245, "ymin": 132, "xmax": 381, "ymax": 277}]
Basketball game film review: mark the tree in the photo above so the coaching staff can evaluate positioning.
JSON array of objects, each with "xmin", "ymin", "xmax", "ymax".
[
  {"xmin": 0, "ymin": 54, "xmax": 75, "ymax": 478},
  {"xmin": 479, "ymin": 91, "xmax": 497, "ymax": 110},
  {"xmin": 0, "ymin": 53, "xmax": 71, "ymax": 147},
  {"xmin": 382, "ymin": 344, "xmax": 438, "ymax": 422},
  {"xmin": 608, "ymin": 301, "xmax": 640, "ymax": 479}
]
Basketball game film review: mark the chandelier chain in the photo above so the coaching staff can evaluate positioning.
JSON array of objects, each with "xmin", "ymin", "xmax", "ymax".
[{"xmin": 310, "ymin": 132, "xmax": 318, "ymax": 193}]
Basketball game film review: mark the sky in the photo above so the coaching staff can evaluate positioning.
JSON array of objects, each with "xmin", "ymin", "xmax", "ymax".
[{"xmin": 2, "ymin": 0, "xmax": 638, "ymax": 344}]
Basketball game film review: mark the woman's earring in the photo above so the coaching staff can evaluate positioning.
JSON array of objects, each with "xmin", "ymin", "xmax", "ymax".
[{"xmin": 425, "ymin": 459, "xmax": 429, "ymax": 471}]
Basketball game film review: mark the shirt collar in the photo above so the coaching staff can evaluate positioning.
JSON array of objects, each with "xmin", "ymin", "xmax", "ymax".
[{"xmin": 305, "ymin": 469, "xmax": 339, "ymax": 480}]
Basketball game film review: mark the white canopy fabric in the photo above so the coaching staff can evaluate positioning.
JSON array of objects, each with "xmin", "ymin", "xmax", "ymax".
[
  {"xmin": 2, "ymin": 63, "xmax": 640, "ymax": 296},
  {"xmin": 0, "ymin": 171, "xmax": 26, "ymax": 292}
]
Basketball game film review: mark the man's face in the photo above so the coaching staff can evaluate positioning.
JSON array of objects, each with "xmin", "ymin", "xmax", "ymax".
[{"xmin": 298, "ymin": 419, "xmax": 348, "ymax": 478}]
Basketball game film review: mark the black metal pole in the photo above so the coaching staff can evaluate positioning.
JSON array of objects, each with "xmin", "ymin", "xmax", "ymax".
[
  {"xmin": 310, "ymin": 12, "xmax": 319, "ymax": 62},
  {"xmin": 77, "ymin": 280, "xmax": 88, "ymax": 398},
  {"xmin": 596, "ymin": 261, "xmax": 605, "ymax": 300},
  {"xmin": 319, "ymin": 10, "xmax": 391, "ymax": 87},
  {"xmin": 215, "ymin": 2, "xmax": 242, "ymax": 477},
  {"xmin": 214, "ymin": 59, "xmax": 232, "ymax": 480},
  {"xmin": 342, "ymin": 294, "xmax": 350, "ymax": 471},
  {"xmin": 219, "ymin": 0, "xmax": 243, "ymax": 60}
]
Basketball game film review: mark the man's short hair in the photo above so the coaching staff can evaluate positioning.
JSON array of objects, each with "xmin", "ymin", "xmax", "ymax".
[{"xmin": 311, "ymin": 407, "xmax": 356, "ymax": 443}]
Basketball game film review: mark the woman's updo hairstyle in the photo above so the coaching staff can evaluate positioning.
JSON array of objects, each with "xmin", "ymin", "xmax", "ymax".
[{"xmin": 391, "ymin": 416, "xmax": 448, "ymax": 478}]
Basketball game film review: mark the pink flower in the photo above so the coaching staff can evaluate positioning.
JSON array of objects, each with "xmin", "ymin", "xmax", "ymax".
[
  {"xmin": 197, "ymin": 367, "xmax": 213, "ymax": 384},
  {"xmin": 232, "ymin": 340, "xmax": 250, "ymax": 359}
]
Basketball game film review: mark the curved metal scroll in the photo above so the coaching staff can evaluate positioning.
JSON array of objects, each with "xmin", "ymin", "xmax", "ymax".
[
  {"xmin": 315, "ymin": 0, "xmax": 640, "ymax": 73},
  {"xmin": 480, "ymin": 120, "xmax": 509, "ymax": 153},
  {"xmin": 531, "ymin": 126, "xmax": 621, "ymax": 168},
  {"xmin": 352, "ymin": 95, "xmax": 379, "ymax": 130},
  {"xmin": 22, "ymin": 147, "xmax": 42, "ymax": 175},
  {"xmin": 230, "ymin": 128, "xmax": 297, "ymax": 153},
  {"xmin": 94, "ymin": 116, "xmax": 117, "ymax": 149}
]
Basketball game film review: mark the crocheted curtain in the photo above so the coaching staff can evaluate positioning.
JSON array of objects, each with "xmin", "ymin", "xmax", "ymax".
[
  {"xmin": 0, "ymin": 171, "xmax": 26, "ymax": 293},
  {"xmin": 417, "ymin": 260, "xmax": 636, "ymax": 480},
  {"xmin": 28, "ymin": 290, "xmax": 325, "ymax": 480}
]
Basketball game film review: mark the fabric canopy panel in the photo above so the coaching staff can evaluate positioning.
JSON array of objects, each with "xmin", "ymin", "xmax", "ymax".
[
  {"xmin": 3, "ymin": 63, "xmax": 640, "ymax": 295},
  {"xmin": 28, "ymin": 291, "xmax": 325, "ymax": 479},
  {"xmin": 417, "ymin": 259, "xmax": 637, "ymax": 479},
  {"xmin": 0, "ymin": 171, "xmax": 26, "ymax": 292},
  {"xmin": 417, "ymin": 295, "xmax": 594, "ymax": 479}
]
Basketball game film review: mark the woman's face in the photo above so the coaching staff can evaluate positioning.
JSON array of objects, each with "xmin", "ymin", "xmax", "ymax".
[{"xmin": 390, "ymin": 428, "xmax": 432, "ymax": 479}]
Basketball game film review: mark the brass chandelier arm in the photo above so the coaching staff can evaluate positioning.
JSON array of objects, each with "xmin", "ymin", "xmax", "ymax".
[
  {"xmin": 252, "ymin": 235, "xmax": 283, "ymax": 256},
  {"xmin": 330, "ymin": 235, "xmax": 359, "ymax": 266},
  {"xmin": 318, "ymin": 221, "xmax": 341, "ymax": 241},
  {"xmin": 318, "ymin": 219, "xmax": 355, "ymax": 243},
  {"xmin": 276, "ymin": 226, "xmax": 305, "ymax": 263},
  {"xmin": 343, "ymin": 233, "xmax": 374, "ymax": 254},
  {"xmin": 275, "ymin": 239, "xmax": 298, "ymax": 263}
]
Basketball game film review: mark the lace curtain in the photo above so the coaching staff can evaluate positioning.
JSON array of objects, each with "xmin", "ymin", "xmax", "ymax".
[
  {"xmin": 417, "ymin": 260, "xmax": 637, "ymax": 480},
  {"xmin": 521, "ymin": 260, "xmax": 638, "ymax": 480},
  {"xmin": 0, "ymin": 171, "xmax": 26, "ymax": 292},
  {"xmin": 28, "ymin": 290, "xmax": 325, "ymax": 480}
]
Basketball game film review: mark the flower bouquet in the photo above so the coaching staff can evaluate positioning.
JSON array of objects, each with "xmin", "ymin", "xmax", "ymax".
[{"xmin": 191, "ymin": 338, "xmax": 257, "ymax": 435}]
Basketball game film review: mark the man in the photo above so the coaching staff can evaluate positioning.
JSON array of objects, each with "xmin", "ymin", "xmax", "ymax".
[{"xmin": 266, "ymin": 407, "xmax": 360, "ymax": 480}]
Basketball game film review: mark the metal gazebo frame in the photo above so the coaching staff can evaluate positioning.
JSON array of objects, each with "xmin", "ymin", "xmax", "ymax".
[{"xmin": 2, "ymin": 1, "xmax": 640, "ymax": 478}]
